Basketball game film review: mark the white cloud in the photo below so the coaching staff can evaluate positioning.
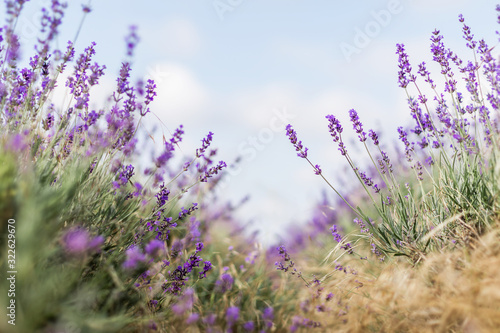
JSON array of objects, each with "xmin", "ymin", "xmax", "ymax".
[
  {"xmin": 229, "ymin": 82, "xmax": 303, "ymax": 129},
  {"xmin": 153, "ymin": 19, "xmax": 202, "ymax": 57},
  {"xmin": 149, "ymin": 62, "xmax": 211, "ymax": 123}
]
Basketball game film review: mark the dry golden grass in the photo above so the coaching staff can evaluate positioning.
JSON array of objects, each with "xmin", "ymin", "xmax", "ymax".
[{"xmin": 295, "ymin": 225, "xmax": 500, "ymax": 332}]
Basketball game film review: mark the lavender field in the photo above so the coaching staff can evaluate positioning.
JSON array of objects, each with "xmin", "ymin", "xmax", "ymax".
[{"xmin": 1, "ymin": 1, "xmax": 500, "ymax": 332}]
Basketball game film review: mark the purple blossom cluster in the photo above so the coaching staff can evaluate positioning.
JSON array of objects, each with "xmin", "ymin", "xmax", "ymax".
[
  {"xmin": 179, "ymin": 203, "xmax": 199, "ymax": 219},
  {"xmin": 325, "ymin": 115, "xmax": 347, "ymax": 155},
  {"xmin": 285, "ymin": 124, "xmax": 308, "ymax": 158},
  {"xmin": 196, "ymin": 132, "xmax": 214, "ymax": 158},
  {"xmin": 171, "ymin": 287, "xmax": 195, "ymax": 315},
  {"xmin": 123, "ymin": 246, "xmax": 146, "ymax": 270},
  {"xmin": 199, "ymin": 160, "xmax": 227, "ymax": 182},
  {"xmin": 65, "ymin": 42, "xmax": 106, "ymax": 110},
  {"xmin": 112, "ymin": 164, "xmax": 134, "ymax": 189},
  {"xmin": 226, "ymin": 306, "xmax": 240, "ymax": 330},
  {"xmin": 348, "ymin": 109, "xmax": 366, "ymax": 142},
  {"xmin": 215, "ymin": 272, "xmax": 234, "ymax": 293},
  {"xmin": 275, "ymin": 245, "xmax": 296, "ymax": 273},
  {"xmin": 62, "ymin": 227, "xmax": 104, "ymax": 255},
  {"xmin": 396, "ymin": 43, "xmax": 416, "ymax": 88},
  {"xmin": 290, "ymin": 316, "xmax": 321, "ymax": 332},
  {"xmin": 330, "ymin": 225, "xmax": 353, "ymax": 254},
  {"xmin": 163, "ymin": 242, "xmax": 209, "ymax": 294}
]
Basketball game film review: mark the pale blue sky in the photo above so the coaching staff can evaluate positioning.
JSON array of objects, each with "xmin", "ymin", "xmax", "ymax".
[{"xmin": 7, "ymin": 0, "xmax": 500, "ymax": 243}]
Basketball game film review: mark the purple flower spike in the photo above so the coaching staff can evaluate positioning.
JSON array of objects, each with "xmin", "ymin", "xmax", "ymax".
[
  {"xmin": 199, "ymin": 161, "xmax": 227, "ymax": 182},
  {"xmin": 243, "ymin": 321, "xmax": 255, "ymax": 332},
  {"xmin": 145, "ymin": 239, "xmax": 165, "ymax": 257},
  {"xmin": 459, "ymin": 14, "xmax": 477, "ymax": 50},
  {"xmin": 226, "ymin": 306, "xmax": 240, "ymax": 325},
  {"xmin": 123, "ymin": 246, "xmax": 146, "ymax": 269},
  {"xmin": 179, "ymin": 203, "xmax": 199, "ymax": 219},
  {"xmin": 397, "ymin": 127, "xmax": 414, "ymax": 162},
  {"xmin": 196, "ymin": 132, "xmax": 213, "ymax": 157},
  {"xmin": 285, "ymin": 124, "xmax": 308, "ymax": 158},
  {"xmin": 199, "ymin": 261, "xmax": 212, "ymax": 279},
  {"xmin": 314, "ymin": 164, "xmax": 322, "ymax": 175},
  {"xmin": 144, "ymin": 79, "xmax": 157, "ymax": 105},
  {"xmin": 349, "ymin": 109, "xmax": 366, "ymax": 142},
  {"xmin": 368, "ymin": 129, "xmax": 379, "ymax": 145},
  {"xmin": 62, "ymin": 228, "xmax": 104, "ymax": 255},
  {"xmin": 275, "ymin": 245, "xmax": 296, "ymax": 272},
  {"xmin": 215, "ymin": 273, "xmax": 234, "ymax": 293},
  {"xmin": 396, "ymin": 43, "xmax": 416, "ymax": 88},
  {"xmin": 125, "ymin": 25, "xmax": 139, "ymax": 57},
  {"xmin": 263, "ymin": 307, "xmax": 274, "ymax": 328},
  {"xmin": 325, "ymin": 115, "xmax": 343, "ymax": 143},
  {"xmin": 171, "ymin": 288, "xmax": 195, "ymax": 315},
  {"xmin": 330, "ymin": 225, "xmax": 342, "ymax": 243}
]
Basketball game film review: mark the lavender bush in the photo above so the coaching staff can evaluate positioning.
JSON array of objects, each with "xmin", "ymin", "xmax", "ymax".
[
  {"xmin": 1, "ymin": 1, "xmax": 500, "ymax": 333},
  {"xmin": 0, "ymin": 2, "xmax": 289, "ymax": 332},
  {"xmin": 286, "ymin": 8, "xmax": 500, "ymax": 263}
]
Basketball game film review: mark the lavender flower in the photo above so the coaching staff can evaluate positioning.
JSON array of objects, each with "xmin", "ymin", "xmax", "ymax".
[
  {"xmin": 430, "ymin": 30, "xmax": 452, "ymax": 78},
  {"xmin": 82, "ymin": 4, "xmax": 91, "ymax": 13},
  {"xmin": 145, "ymin": 239, "xmax": 165, "ymax": 257},
  {"xmin": 262, "ymin": 307, "xmax": 274, "ymax": 329},
  {"xmin": 165, "ymin": 252, "xmax": 203, "ymax": 294},
  {"xmin": 123, "ymin": 246, "xmax": 146, "ymax": 269},
  {"xmin": 368, "ymin": 129, "xmax": 379, "ymax": 145},
  {"xmin": 417, "ymin": 61, "xmax": 436, "ymax": 89},
  {"xmin": 285, "ymin": 124, "xmax": 308, "ymax": 158},
  {"xmin": 226, "ymin": 306, "xmax": 239, "ymax": 325},
  {"xmin": 199, "ymin": 260, "xmax": 212, "ymax": 279},
  {"xmin": 171, "ymin": 288, "xmax": 194, "ymax": 315},
  {"xmin": 397, "ymin": 127, "xmax": 414, "ymax": 162},
  {"xmin": 459, "ymin": 14, "xmax": 477, "ymax": 49},
  {"xmin": 330, "ymin": 225, "xmax": 342, "ymax": 243},
  {"xmin": 144, "ymin": 79, "xmax": 157, "ymax": 105},
  {"xmin": 62, "ymin": 228, "xmax": 104, "ymax": 255},
  {"xmin": 359, "ymin": 171, "xmax": 374, "ymax": 187},
  {"xmin": 353, "ymin": 218, "xmax": 369, "ymax": 233},
  {"xmin": 349, "ymin": 109, "xmax": 366, "ymax": 142},
  {"xmin": 139, "ymin": 79, "xmax": 157, "ymax": 116},
  {"xmin": 341, "ymin": 242, "xmax": 353, "ymax": 254},
  {"xmin": 415, "ymin": 161, "xmax": 424, "ymax": 180},
  {"xmin": 215, "ymin": 273, "xmax": 234, "ymax": 293},
  {"xmin": 113, "ymin": 164, "xmax": 134, "ymax": 189},
  {"xmin": 325, "ymin": 114, "xmax": 343, "ymax": 142},
  {"xmin": 179, "ymin": 203, "xmax": 199, "ymax": 219},
  {"xmin": 314, "ymin": 164, "xmax": 322, "ymax": 175},
  {"xmin": 196, "ymin": 132, "xmax": 213, "ymax": 157},
  {"xmin": 125, "ymin": 25, "xmax": 139, "ymax": 57},
  {"xmin": 65, "ymin": 42, "xmax": 106, "ymax": 110},
  {"xmin": 275, "ymin": 245, "xmax": 294, "ymax": 272},
  {"xmin": 171, "ymin": 240, "xmax": 183, "ymax": 257},
  {"xmin": 189, "ymin": 218, "xmax": 201, "ymax": 241},
  {"xmin": 116, "ymin": 62, "xmax": 131, "ymax": 95},
  {"xmin": 243, "ymin": 321, "xmax": 255, "ymax": 332},
  {"xmin": 186, "ymin": 313, "xmax": 199, "ymax": 325},
  {"xmin": 203, "ymin": 314, "xmax": 216, "ymax": 326},
  {"xmin": 396, "ymin": 43, "xmax": 416, "ymax": 88},
  {"xmin": 325, "ymin": 115, "xmax": 348, "ymax": 155},
  {"xmin": 199, "ymin": 161, "xmax": 227, "ymax": 182}
]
